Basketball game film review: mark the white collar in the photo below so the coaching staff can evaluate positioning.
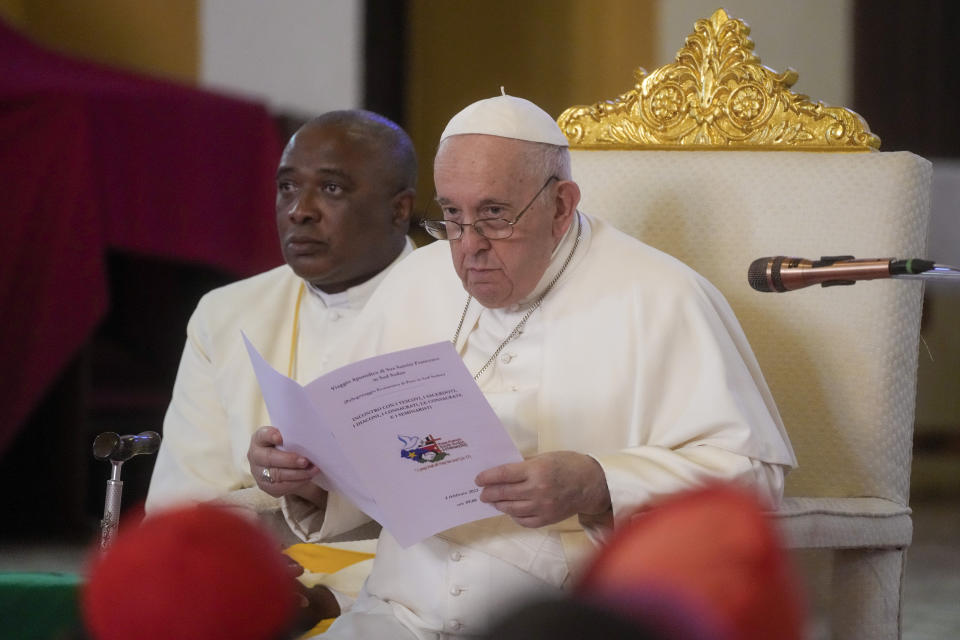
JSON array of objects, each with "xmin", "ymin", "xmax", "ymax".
[
  {"xmin": 511, "ymin": 211, "xmax": 587, "ymax": 310},
  {"xmin": 306, "ymin": 237, "xmax": 415, "ymax": 309}
]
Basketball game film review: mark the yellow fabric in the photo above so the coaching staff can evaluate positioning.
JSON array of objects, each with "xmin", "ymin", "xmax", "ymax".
[
  {"xmin": 303, "ymin": 617, "xmax": 335, "ymax": 636},
  {"xmin": 284, "ymin": 543, "xmax": 375, "ymax": 574},
  {"xmin": 288, "ymin": 281, "xmax": 305, "ymax": 378},
  {"xmin": 284, "ymin": 544, "xmax": 376, "ymax": 636}
]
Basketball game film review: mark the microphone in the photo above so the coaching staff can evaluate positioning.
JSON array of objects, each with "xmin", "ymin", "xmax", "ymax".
[
  {"xmin": 93, "ymin": 431, "xmax": 161, "ymax": 463},
  {"xmin": 93, "ymin": 430, "xmax": 161, "ymax": 550},
  {"xmin": 747, "ymin": 256, "xmax": 936, "ymax": 292}
]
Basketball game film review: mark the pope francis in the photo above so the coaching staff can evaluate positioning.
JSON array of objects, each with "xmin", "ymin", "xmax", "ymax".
[{"xmin": 248, "ymin": 94, "xmax": 797, "ymax": 639}]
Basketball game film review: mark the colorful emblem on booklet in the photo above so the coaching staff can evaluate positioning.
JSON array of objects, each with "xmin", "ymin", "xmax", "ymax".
[{"xmin": 398, "ymin": 434, "xmax": 448, "ymax": 463}]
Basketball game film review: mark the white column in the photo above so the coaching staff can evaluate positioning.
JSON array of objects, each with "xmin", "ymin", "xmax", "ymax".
[{"xmin": 199, "ymin": 0, "xmax": 363, "ymax": 117}]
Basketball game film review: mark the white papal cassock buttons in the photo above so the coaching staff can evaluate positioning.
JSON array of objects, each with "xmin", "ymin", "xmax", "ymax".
[
  {"xmin": 500, "ymin": 352, "xmax": 513, "ymax": 364},
  {"xmin": 449, "ymin": 586, "xmax": 463, "ymax": 596},
  {"xmin": 449, "ymin": 619, "xmax": 463, "ymax": 631},
  {"xmin": 449, "ymin": 550, "xmax": 462, "ymax": 561}
]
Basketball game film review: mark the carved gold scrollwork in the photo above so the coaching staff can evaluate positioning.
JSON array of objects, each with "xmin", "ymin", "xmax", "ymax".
[{"xmin": 558, "ymin": 9, "xmax": 880, "ymax": 150}]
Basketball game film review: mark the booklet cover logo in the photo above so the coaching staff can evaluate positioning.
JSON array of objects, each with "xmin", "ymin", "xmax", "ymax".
[{"xmin": 398, "ymin": 434, "xmax": 467, "ymax": 464}]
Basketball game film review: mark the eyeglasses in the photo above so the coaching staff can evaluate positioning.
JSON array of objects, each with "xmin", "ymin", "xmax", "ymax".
[{"xmin": 420, "ymin": 176, "xmax": 558, "ymax": 241}]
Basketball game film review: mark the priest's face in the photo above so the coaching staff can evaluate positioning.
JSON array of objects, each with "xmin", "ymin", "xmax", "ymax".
[
  {"xmin": 434, "ymin": 135, "xmax": 575, "ymax": 308},
  {"xmin": 275, "ymin": 121, "xmax": 407, "ymax": 292}
]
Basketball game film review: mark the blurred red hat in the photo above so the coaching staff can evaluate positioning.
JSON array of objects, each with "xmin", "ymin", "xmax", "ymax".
[
  {"xmin": 83, "ymin": 504, "xmax": 298, "ymax": 640},
  {"xmin": 576, "ymin": 484, "xmax": 806, "ymax": 640}
]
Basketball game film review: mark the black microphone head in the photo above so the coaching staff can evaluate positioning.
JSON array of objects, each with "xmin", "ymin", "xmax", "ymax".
[
  {"xmin": 92, "ymin": 431, "xmax": 160, "ymax": 462},
  {"xmin": 131, "ymin": 431, "xmax": 161, "ymax": 456},
  {"xmin": 748, "ymin": 258, "xmax": 774, "ymax": 292},
  {"xmin": 116, "ymin": 431, "xmax": 161, "ymax": 460},
  {"xmin": 92, "ymin": 432, "xmax": 121, "ymax": 461}
]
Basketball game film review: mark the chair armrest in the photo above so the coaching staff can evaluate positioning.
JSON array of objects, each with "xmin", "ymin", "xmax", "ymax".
[{"xmin": 773, "ymin": 497, "xmax": 912, "ymax": 549}]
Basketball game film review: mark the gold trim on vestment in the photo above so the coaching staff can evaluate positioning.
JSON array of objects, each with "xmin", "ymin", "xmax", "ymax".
[{"xmin": 288, "ymin": 282, "xmax": 305, "ymax": 379}]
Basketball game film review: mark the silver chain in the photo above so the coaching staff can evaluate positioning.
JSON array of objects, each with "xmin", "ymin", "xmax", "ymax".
[{"xmin": 452, "ymin": 213, "xmax": 582, "ymax": 380}]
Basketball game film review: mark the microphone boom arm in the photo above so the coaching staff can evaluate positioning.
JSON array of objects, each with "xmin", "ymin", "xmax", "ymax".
[
  {"xmin": 891, "ymin": 264, "xmax": 960, "ymax": 281},
  {"xmin": 748, "ymin": 255, "xmax": 959, "ymax": 292}
]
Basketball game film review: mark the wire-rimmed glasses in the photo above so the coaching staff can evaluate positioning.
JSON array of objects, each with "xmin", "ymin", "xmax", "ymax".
[{"xmin": 420, "ymin": 176, "xmax": 558, "ymax": 241}]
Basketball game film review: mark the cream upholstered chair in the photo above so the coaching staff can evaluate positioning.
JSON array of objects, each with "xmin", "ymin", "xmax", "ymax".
[{"xmin": 558, "ymin": 10, "xmax": 931, "ymax": 640}]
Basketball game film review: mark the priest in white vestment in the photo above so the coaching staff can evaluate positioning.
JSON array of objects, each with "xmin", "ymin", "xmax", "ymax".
[
  {"xmin": 145, "ymin": 110, "xmax": 418, "ymax": 620},
  {"xmin": 248, "ymin": 95, "xmax": 797, "ymax": 639},
  {"xmin": 147, "ymin": 109, "xmax": 417, "ymax": 514}
]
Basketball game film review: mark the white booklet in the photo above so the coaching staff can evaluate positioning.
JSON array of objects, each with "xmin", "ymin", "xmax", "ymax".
[{"xmin": 243, "ymin": 335, "xmax": 523, "ymax": 547}]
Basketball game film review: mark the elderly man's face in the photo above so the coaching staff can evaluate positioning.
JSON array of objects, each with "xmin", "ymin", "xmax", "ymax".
[
  {"xmin": 434, "ymin": 135, "xmax": 572, "ymax": 309},
  {"xmin": 275, "ymin": 122, "xmax": 404, "ymax": 292}
]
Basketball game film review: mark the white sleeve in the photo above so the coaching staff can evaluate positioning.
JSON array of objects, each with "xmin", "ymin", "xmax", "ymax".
[
  {"xmin": 587, "ymin": 445, "xmax": 786, "ymax": 542},
  {"xmin": 146, "ymin": 305, "xmax": 249, "ymax": 512},
  {"xmin": 282, "ymin": 490, "xmax": 375, "ymax": 543}
]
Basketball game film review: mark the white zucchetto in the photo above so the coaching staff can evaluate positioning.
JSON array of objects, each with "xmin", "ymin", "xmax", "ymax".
[{"xmin": 439, "ymin": 93, "xmax": 569, "ymax": 147}]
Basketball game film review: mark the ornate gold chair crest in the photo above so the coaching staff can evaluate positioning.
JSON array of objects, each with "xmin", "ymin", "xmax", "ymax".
[
  {"xmin": 559, "ymin": 9, "xmax": 878, "ymax": 151},
  {"xmin": 560, "ymin": 10, "xmax": 930, "ymax": 640}
]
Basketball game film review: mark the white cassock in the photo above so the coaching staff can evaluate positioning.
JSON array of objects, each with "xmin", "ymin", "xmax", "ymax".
[
  {"xmin": 285, "ymin": 213, "xmax": 797, "ymax": 639},
  {"xmin": 146, "ymin": 242, "xmax": 413, "ymax": 613},
  {"xmin": 146, "ymin": 240, "xmax": 413, "ymax": 513}
]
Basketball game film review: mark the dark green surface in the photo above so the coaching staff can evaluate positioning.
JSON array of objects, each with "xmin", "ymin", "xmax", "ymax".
[{"xmin": 0, "ymin": 572, "xmax": 82, "ymax": 640}]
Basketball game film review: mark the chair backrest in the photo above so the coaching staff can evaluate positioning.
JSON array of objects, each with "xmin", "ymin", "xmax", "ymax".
[{"xmin": 561, "ymin": 10, "xmax": 932, "ymax": 506}]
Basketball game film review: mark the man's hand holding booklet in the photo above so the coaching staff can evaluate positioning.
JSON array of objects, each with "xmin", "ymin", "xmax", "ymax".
[{"xmin": 244, "ymin": 335, "xmax": 523, "ymax": 547}]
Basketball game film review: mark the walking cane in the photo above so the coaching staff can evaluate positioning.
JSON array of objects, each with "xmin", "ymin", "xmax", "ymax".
[{"xmin": 92, "ymin": 431, "xmax": 161, "ymax": 550}]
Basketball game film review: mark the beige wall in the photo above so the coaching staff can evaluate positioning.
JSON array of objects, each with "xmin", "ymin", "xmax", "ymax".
[
  {"xmin": 0, "ymin": 0, "xmax": 24, "ymax": 25},
  {"xmin": 405, "ymin": 0, "xmax": 658, "ymax": 213},
  {"xmin": 0, "ymin": 0, "xmax": 198, "ymax": 83}
]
